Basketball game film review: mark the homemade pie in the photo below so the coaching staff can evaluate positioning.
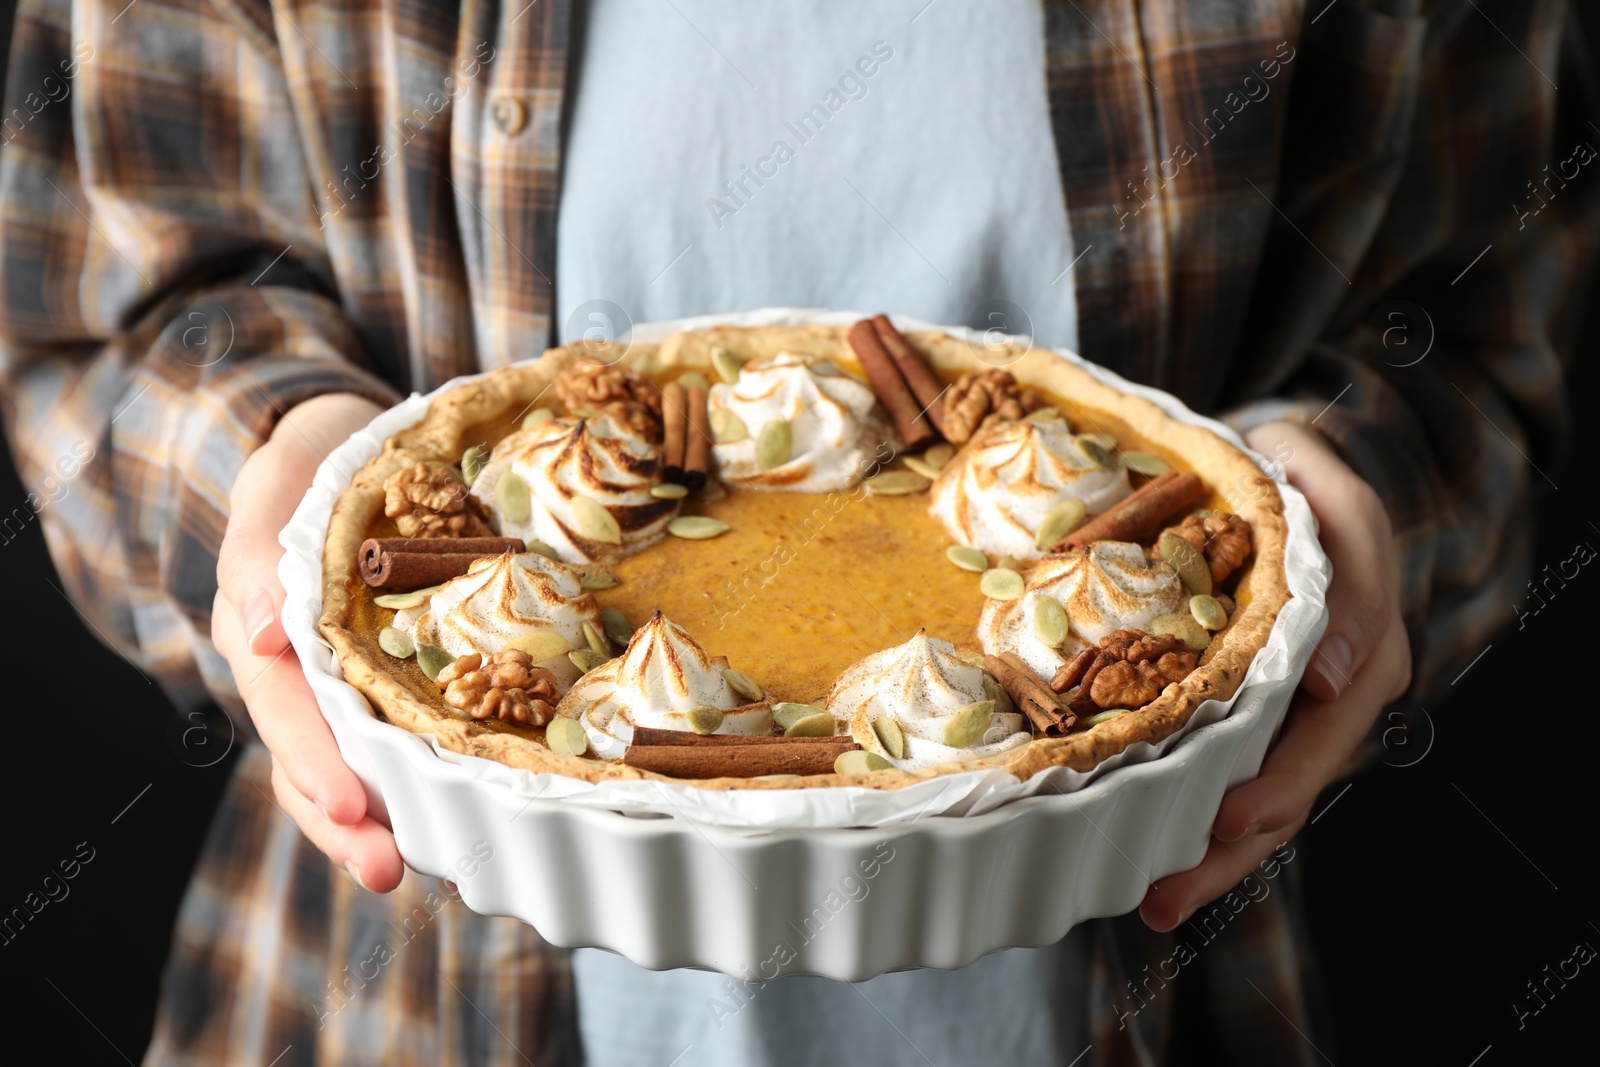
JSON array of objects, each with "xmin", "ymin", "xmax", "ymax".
[{"xmin": 318, "ymin": 318, "xmax": 1290, "ymax": 790}]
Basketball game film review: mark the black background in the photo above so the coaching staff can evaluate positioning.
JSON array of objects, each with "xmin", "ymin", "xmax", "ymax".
[{"xmin": 2, "ymin": 5, "xmax": 1598, "ymax": 1064}]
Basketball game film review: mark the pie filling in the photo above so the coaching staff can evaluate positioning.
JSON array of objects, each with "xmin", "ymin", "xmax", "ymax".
[{"xmin": 347, "ymin": 318, "xmax": 1264, "ymax": 781}]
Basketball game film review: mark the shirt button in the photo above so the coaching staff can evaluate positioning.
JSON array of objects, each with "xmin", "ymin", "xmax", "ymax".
[{"xmin": 491, "ymin": 95, "xmax": 527, "ymax": 136}]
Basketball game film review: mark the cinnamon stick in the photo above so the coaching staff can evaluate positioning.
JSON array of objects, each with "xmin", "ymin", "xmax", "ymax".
[
  {"xmin": 847, "ymin": 319, "xmax": 936, "ymax": 450},
  {"xmin": 872, "ymin": 314, "xmax": 948, "ymax": 436},
  {"xmin": 624, "ymin": 740, "xmax": 857, "ymax": 778},
  {"xmin": 631, "ymin": 726, "xmax": 855, "ymax": 748},
  {"xmin": 986, "ymin": 652, "xmax": 1077, "ymax": 735},
  {"xmin": 1051, "ymin": 471, "xmax": 1206, "ymax": 553},
  {"xmin": 360, "ymin": 537, "xmax": 524, "ymax": 588},
  {"xmin": 661, "ymin": 381, "xmax": 689, "ymax": 484},
  {"xmin": 683, "ymin": 384, "xmax": 710, "ymax": 490}
]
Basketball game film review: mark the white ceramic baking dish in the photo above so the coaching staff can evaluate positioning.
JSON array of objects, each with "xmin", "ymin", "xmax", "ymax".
[{"xmin": 279, "ymin": 310, "xmax": 1328, "ymax": 982}]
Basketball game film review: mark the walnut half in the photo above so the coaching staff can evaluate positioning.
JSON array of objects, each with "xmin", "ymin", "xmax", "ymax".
[
  {"xmin": 555, "ymin": 359, "xmax": 664, "ymax": 443},
  {"xmin": 436, "ymin": 649, "xmax": 562, "ymax": 726},
  {"xmin": 942, "ymin": 369, "xmax": 1046, "ymax": 444},
  {"xmin": 1161, "ymin": 512, "xmax": 1253, "ymax": 585},
  {"xmin": 1050, "ymin": 628, "xmax": 1198, "ymax": 714},
  {"xmin": 383, "ymin": 461, "xmax": 494, "ymax": 539}
]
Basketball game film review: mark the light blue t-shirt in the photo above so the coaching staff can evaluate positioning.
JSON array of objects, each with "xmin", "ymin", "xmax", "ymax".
[
  {"xmin": 556, "ymin": 0, "xmax": 1079, "ymax": 352},
  {"xmin": 556, "ymin": 3, "xmax": 1087, "ymax": 1064}
]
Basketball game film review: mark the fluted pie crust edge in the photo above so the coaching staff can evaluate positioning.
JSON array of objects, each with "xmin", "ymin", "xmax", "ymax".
[{"xmin": 319, "ymin": 324, "xmax": 1291, "ymax": 791}]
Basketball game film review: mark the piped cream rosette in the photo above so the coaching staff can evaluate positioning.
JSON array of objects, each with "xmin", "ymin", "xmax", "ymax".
[
  {"xmin": 399, "ymin": 551, "xmax": 601, "ymax": 685},
  {"xmin": 708, "ymin": 353, "xmax": 894, "ymax": 492},
  {"xmin": 930, "ymin": 414, "xmax": 1132, "ymax": 561},
  {"xmin": 825, "ymin": 631, "xmax": 1029, "ymax": 771},
  {"xmin": 558, "ymin": 613, "xmax": 775, "ymax": 760},
  {"xmin": 979, "ymin": 541, "xmax": 1187, "ymax": 678},
  {"xmin": 469, "ymin": 414, "xmax": 677, "ymax": 563}
]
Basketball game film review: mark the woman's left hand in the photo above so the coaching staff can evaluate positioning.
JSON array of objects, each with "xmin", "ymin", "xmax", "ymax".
[{"xmin": 1138, "ymin": 420, "xmax": 1412, "ymax": 931}]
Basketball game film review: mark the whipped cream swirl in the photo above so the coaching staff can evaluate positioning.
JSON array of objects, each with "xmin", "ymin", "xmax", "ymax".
[
  {"xmin": 470, "ymin": 414, "xmax": 676, "ymax": 563},
  {"xmin": 930, "ymin": 416, "xmax": 1132, "ymax": 561},
  {"xmin": 405, "ymin": 551, "xmax": 601, "ymax": 660},
  {"xmin": 825, "ymin": 631, "xmax": 1029, "ymax": 771},
  {"xmin": 709, "ymin": 353, "xmax": 892, "ymax": 492},
  {"xmin": 559, "ymin": 612, "xmax": 774, "ymax": 760},
  {"xmin": 979, "ymin": 541, "xmax": 1186, "ymax": 677}
]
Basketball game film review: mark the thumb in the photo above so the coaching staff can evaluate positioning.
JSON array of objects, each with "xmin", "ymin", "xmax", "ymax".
[
  {"xmin": 218, "ymin": 438, "xmax": 325, "ymax": 656},
  {"xmin": 1246, "ymin": 421, "xmax": 1399, "ymax": 701},
  {"xmin": 217, "ymin": 393, "xmax": 385, "ymax": 656}
]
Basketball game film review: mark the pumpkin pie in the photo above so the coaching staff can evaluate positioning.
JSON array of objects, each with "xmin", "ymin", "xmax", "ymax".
[{"xmin": 318, "ymin": 318, "xmax": 1290, "ymax": 789}]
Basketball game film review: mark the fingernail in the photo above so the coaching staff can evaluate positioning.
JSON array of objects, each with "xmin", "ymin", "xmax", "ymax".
[
  {"xmin": 1312, "ymin": 633, "xmax": 1352, "ymax": 698},
  {"xmin": 345, "ymin": 861, "xmax": 367, "ymax": 891},
  {"xmin": 1152, "ymin": 906, "xmax": 1194, "ymax": 933},
  {"xmin": 243, "ymin": 590, "xmax": 276, "ymax": 654},
  {"xmin": 1217, "ymin": 822, "xmax": 1261, "ymax": 844}
]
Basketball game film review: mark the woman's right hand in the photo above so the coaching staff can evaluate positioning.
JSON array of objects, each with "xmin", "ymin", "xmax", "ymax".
[{"xmin": 212, "ymin": 392, "xmax": 405, "ymax": 892}]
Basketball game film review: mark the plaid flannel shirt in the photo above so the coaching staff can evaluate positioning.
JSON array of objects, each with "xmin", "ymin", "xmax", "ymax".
[{"xmin": 3, "ymin": 1, "xmax": 1595, "ymax": 1064}]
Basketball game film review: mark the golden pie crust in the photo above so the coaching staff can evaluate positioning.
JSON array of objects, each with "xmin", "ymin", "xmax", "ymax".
[{"xmin": 318, "ymin": 324, "xmax": 1291, "ymax": 791}]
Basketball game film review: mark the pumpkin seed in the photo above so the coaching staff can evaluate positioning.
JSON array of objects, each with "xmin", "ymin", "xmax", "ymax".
[
  {"xmin": 373, "ymin": 587, "xmax": 436, "ymax": 610},
  {"xmin": 1086, "ymin": 433, "xmax": 1117, "ymax": 452},
  {"xmin": 995, "ymin": 556, "xmax": 1023, "ymax": 573},
  {"xmin": 568, "ymin": 648, "xmax": 608, "ymax": 673},
  {"xmin": 710, "ymin": 408, "xmax": 748, "ymax": 443},
  {"xmin": 980, "ymin": 568, "xmax": 1024, "ymax": 600},
  {"xmin": 600, "ymin": 607, "xmax": 634, "ymax": 648},
  {"xmin": 687, "ymin": 704, "xmax": 725, "ymax": 735},
  {"xmin": 417, "ymin": 643, "xmax": 455, "ymax": 681},
  {"xmin": 581, "ymin": 620, "xmax": 610, "ymax": 657},
  {"xmin": 723, "ymin": 668, "xmax": 763, "ymax": 703},
  {"xmin": 577, "ymin": 566, "xmax": 618, "ymax": 590},
  {"xmin": 773, "ymin": 702, "xmax": 824, "ymax": 731},
  {"xmin": 1073, "ymin": 435, "xmax": 1116, "ymax": 470},
  {"xmin": 378, "ymin": 626, "xmax": 415, "ymax": 659},
  {"xmin": 1158, "ymin": 531, "xmax": 1212, "ymax": 595},
  {"xmin": 784, "ymin": 712, "xmax": 836, "ymax": 738},
  {"xmin": 756, "ymin": 418, "xmax": 793, "ymax": 469},
  {"xmin": 1190, "ymin": 594, "xmax": 1228, "ymax": 631},
  {"xmin": 521, "ymin": 407, "xmax": 555, "ymax": 430},
  {"xmin": 678, "ymin": 371, "xmax": 711, "ymax": 393},
  {"xmin": 872, "ymin": 716, "xmax": 906, "ymax": 759},
  {"xmin": 864, "ymin": 471, "xmax": 930, "ymax": 496},
  {"xmin": 697, "ymin": 479, "xmax": 728, "ymax": 502},
  {"xmin": 1150, "ymin": 612, "xmax": 1210, "ymax": 653},
  {"xmin": 711, "ymin": 346, "xmax": 744, "ymax": 383},
  {"xmin": 1031, "ymin": 595, "xmax": 1069, "ymax": 647},
  {"xmin": 460, "ymin": 445, "xmax": 488, "ymax": 485},
  {"xmin": 1082, "ymin": 709, "xmax": 1128, "ymax": 728},
  {"xmin": 667, "ymin": 515, "xmax": 730, "ymax": 540},
  {"xmin": 835, "ymin": 750, "xmax": 894, "ymax": 775},
  {"xmin": 527, "ymin": 540, "xmax": 559, "ymax": 560},
  {"xmin": 902, "ymin": 456, "xmax": 943, "ymax": 480},
  {"xmin": 1034, "ymin": 498, "xmax": 1088, "ymax": 551},
  {"xmin": 942, "ymin": 699, "xmax": 994, "ymax": 749},
  {"xmin": 545, "ymin": 717, "xmax": 588, "ymax": 756},
  {"xmin": 650, "ymin": 482, "xmax": 689, "ymax": 499},
  {"xmin": 982, "ymin": 672, "xmax": 1015, "ymax": 716},
  {"xmin": 923, "ymin": 443, "xmax": 955, "ymax": 469},
  {"xmin": 1024, "ymin": 406, "xmax": 1067, "ymax": 426},
  {"xmin": 1121, "ymin": 450, "xmax": 1170, "ymax": 476},
  {"xmin": 505, "ymin": 630, "xmax": 571, "ymax": 663},
  {"xmin": 571, "ymin": 495, "xmax": 621, "ymax": 544},
  {"xmin": 495, "ymin": 470, "xmax": 532, "ymax": 523},
  {"xmin": 946, "ymin": 545, "xmax": 988, "ymax": 572}
]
